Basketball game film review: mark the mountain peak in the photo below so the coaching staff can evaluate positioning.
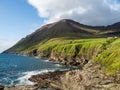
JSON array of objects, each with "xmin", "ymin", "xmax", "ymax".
[{"xmin": 3, "ymin": 19, "xmax": 120, "ymax": 54}]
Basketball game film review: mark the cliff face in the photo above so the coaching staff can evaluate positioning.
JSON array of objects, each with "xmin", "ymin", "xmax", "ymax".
[
  {"xmin": 27, "ymin": 38, "xmax": 103, "ymax": 66},
  {"xmin": 22, "ymin": 38, "xmax": 119, "ymax": 74}
]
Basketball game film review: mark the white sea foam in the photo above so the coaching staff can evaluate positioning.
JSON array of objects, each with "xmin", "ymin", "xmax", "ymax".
[
  {"xmin": 43, "ymin": 59, "xmax": 50, "ymax": 62},
  {"xmin": 16, "ymin": 69, "xmax": 55, "ymax": 85},
  {"xmin": 54, "ymin": 64, "xmax": 61, "ymax": 67}
]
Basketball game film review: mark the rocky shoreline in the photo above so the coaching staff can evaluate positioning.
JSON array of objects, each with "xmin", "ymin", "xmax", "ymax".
[{"xmin": 1, "ymin": 59, "xmax": 120, "ymax": 90}]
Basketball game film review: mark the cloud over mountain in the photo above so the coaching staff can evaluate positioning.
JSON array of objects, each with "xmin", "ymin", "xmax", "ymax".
[{"xmin": 28, "ymin": 0, "xmax": 120, "ymax": 26}]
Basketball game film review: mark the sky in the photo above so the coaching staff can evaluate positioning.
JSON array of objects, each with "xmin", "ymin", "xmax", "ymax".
[{"xmin": 0, "ymin": 0, "xmax": 120, "ymax": 52}]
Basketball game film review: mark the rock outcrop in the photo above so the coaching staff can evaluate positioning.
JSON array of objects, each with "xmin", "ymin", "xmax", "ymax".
[
  {"xmin": 4, "ymin": 85, "xmax": 37, "ymax": 90},
  {"xmin": 29, "ymin": 71, "xmax": 66, "ymax": 90},
  {"xmin": 4, "ymin": 85, "xmax": 57, "ymax": 90},
  {"xmin": 60, "ymin": 61, "xmax": 120, "ymax": 90},
  {"xmin": 28, "ymin": 60, "xmax": 120, "ymax": 90}
]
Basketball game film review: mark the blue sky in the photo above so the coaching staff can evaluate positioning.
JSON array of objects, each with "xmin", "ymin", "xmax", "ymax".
[
  {"xmin": 0, "ymin": 0, "xmax": 120, "ymax": 52},
  {"xmin": 0, "ymin": 0, "xmax": 44, "ymax": 52}
]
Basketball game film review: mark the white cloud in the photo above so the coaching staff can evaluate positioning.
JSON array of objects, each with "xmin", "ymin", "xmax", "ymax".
[
  {"xmin": 0, "ymin": 40, "xmax": 17, "ymax": 53},
  {"xmin": 104, "ymin": 0, "xmax": 120, "ymax": 11},
  {"xmin": 28, "ymin": 0, "xmax": 120, "ymax": 26}
]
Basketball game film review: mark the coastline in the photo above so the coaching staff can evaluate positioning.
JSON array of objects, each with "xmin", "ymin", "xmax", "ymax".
[
  {"xmin": 1, "ymin": 54, "xmax": 120, "ymax": 90},
  {"xmin": 0, "ymin": 54, "xmax": 77, "ymax": 90}
]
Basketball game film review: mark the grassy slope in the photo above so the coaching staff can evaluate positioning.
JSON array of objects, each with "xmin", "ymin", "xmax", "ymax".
[
  {"xmin": 23, "ymin": 38, "xmax": 119, "ymax": 74},
  {"xmin": 95, "ymin": 38, "xmax": 120, "ymax": 74}
]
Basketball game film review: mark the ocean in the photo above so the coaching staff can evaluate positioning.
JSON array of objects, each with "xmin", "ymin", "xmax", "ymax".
[{"xmin": 0, "ymin": 54, "xmax": 71, "ymax": 86}]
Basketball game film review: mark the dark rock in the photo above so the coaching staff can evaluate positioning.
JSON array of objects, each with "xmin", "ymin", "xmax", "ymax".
[
  {"xmin": 0, "ymin": 85, "xmax": 4, "ymax": 90},
  {"xmin": 4, "ymin": 85, "xmax": 38, "ymax": 90},
  {"xmin": 29, "ymin": 71, "xmax": 66, "ymax": 90}
]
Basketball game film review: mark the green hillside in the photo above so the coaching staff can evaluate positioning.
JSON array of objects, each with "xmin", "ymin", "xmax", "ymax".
[
  {"xmin": 18, "ymin": 37, "xmax": 120, "ymax": 74},
  {"xmin": 3, "ymin": 19, "xmax": 120, "ymax": 54},
  {"xmin": 95, "ymin": 38, "xmax": 120, "ymax": 74}
]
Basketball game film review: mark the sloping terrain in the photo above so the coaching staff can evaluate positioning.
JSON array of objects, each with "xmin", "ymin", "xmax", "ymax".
[
  {"xmin": 20, "ymin": 37, "xmax": 119, "ymax": 74},
  {"xmin": 3, "ymin": 19, "xmax": 120, "ymax": 54}
]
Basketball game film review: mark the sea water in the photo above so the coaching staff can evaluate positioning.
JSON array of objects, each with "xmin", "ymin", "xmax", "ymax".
[{"xmin": 0, "ymin": 54, "xmax": 71, "ymax": 86}]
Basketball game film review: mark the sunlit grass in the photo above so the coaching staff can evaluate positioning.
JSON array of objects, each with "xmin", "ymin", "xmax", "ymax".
[{"xmin": 21, "ymin": 37, "xmax": 120, "ymax": 74}]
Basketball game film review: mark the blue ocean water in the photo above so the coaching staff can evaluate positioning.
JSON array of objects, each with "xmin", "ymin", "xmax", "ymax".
[{"xmin": 0, "ymin": 54, "xmax": 70, "ymax": 86}]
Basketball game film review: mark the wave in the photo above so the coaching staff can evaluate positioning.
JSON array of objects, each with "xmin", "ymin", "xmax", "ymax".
[
  {"xmin": 15, "ymin": 69, "xmax": 55, "ymax": 86},
  {"xmin": 1, "ymin": 68, "xmax": 70, "ymax": 86},
  {"xmin": 43, "ymin": 59, "xmax": 50, "ymax": 62},
  {"xmin": 15, "ymin": 67, "xmax": 71, "ymax": 86}
]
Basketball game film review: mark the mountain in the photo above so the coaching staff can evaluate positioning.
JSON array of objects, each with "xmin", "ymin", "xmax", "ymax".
[{"xmin": 3, "ymin": 19, "xmax": 120, "ymax": 54}]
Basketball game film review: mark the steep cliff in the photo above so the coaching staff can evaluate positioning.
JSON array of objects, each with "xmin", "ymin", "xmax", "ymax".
[{"xmin": 23, "ymin": 38, "xmax": 119, "ymax": 74}]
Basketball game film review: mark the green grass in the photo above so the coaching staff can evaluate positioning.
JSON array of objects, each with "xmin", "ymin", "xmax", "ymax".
[
  {"xmin": 20, "ymin": 37, "xmax": 120, "ymax": 74},
  {"xmin": 95, "ymin": 38, "xmax": 120, "ymax": 74}
]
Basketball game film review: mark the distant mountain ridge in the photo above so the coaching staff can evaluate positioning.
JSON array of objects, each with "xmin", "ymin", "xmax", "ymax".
[{"xmin": 3, "ymin": 19, "xmax": 120, "ymax": 53}]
